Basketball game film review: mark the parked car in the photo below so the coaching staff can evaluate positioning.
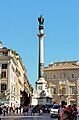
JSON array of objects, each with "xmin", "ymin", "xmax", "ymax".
[{"xmin": 50, "ymin": 104, "xmax": 60, "ymax": 118}]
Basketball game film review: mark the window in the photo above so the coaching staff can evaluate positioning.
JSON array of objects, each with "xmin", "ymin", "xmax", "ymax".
[
  {"xmin": 1, "ymin": 84, "xmax": 6, "ymax": 92},
  {"xmin": 53, "ymin": 88, "xmax": 56, "ymax": 94},
  {"xmin": 53, "ymin": 75, "xmax": 56, "ymax": 79},
  {"xmin": 18, "ymin": 79, "xmax": 22, "ymax": 86},
  {"xmin": 59, "ymin": 86, "xmax": 66, "ymax": 94},
  {"xmin": 16, "ymin": 68, "xmax": 21, "ymax": 76},
  {"xmin": 59, "ymin": 89, "xmax": 62, "ymax": 94},
  {"xmin": 14, "ymin": 87, "xmax": 15, "ymax": 92},
  {"xmin": 72, "ymin": 87, "xmax": 76, "ymax": 94},
  {"xmin": 62, "ymin": 88, "xmax": 66, "ymax": 94},
  {"xmin": 70, "ymin": 86, "xmax": 76, "ymax": 94},
  {"xmin": 2, "ymin": 64, "xmax": 7, "ymax": 69},
  {"xmin": 72, "ymin": 74, "xmax": 74, "ymax": 78},
  {"xmin": 3, "ymin": 52, "xmax": 8, "ymax": 56},
  {"xmin": 52, "ymin": 75, "xmax": 56, "ymax": 80},
  {"xmin": 1, "ymin": 71, "xmax": 6, "ymax": 78}
]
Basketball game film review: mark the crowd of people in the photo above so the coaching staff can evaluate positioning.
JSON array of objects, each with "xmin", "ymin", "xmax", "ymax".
[
  {"xmin": 0, "ymin": 103, "xmax": 79, "ymax": 120},
  {"xmin": 0, "ymin": 104, "xmax": 52, "ymax": 116},
  {"xmin": 0, "ymin": 106, "xmax": 24, "ymax": 116},
  {"xmin": 58, "ymin": 101, "xmax": 79, "ymax": 120},
  {"xmin": 30, "ymin": 105, "xmax": 50, "ymax": 115},
  {"xmin": 0, "ymin": 105, "xmax": 48, "ymax": 116}
]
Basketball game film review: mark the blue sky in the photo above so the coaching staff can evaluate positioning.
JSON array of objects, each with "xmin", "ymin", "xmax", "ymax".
[{"xmin": 0, "ymin": 0, "xmax": 79, "ymax": 87}]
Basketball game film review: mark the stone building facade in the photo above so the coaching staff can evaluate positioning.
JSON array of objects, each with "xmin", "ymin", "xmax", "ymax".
[
  {"xmin": 0, "ymin": 41, "xmax": 33, "ymax": 107},
  {"xmin": 44, "ymin": 60, "xmax": 79, "ymax": 106}
]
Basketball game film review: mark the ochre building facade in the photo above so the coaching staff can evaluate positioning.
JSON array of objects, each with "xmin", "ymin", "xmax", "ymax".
[{"xmin": 44, "ymin": 60, "xmax": 79, "ymax": 106}]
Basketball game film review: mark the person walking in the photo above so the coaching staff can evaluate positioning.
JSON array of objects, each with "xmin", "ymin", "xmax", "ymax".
[
  {"xmin": 60, "ymin": 109, "xmax": 71, "ymax": 120},
  {"xmin": 72, "ymin": 104, "xmax": 77, "ymax": 120},
  {"xmin": 58, "ymin": 101, "xmax": 66, "ymax": 120},
  {"xmin": 77, "ymin": 106, "xmax": 79, "ymax": 119},
  {"xmin": 0, "ymin": 107, "xmax": 2, "ymax": 115},
  {"xmin": 0, "ymin": 107, "xmax": 2, "ymax": 120},
  {"xmin": 3, "ymin": 106, "xmax": 6, "ymax": 116}
]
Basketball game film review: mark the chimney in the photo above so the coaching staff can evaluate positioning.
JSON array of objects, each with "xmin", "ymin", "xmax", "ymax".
[{"xmin": 0, "ymin": 41, "xmax": 2, "ymax": 48}]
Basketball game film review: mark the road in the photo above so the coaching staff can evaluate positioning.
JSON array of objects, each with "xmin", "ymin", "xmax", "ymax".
[{"xmin": 0, "ymin": 113, "xmax": 58, "ymax": 120}]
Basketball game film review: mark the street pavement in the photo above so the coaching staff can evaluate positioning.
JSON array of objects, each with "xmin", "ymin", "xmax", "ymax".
[{"xmin": 0, "ymin": 112, "xmax": 58, "ymax": 120}]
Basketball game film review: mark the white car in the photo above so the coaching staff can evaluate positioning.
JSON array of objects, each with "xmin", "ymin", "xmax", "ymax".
[{"xmin": 50, "ymin": 104, "xmax": 60, "ymax": 118}]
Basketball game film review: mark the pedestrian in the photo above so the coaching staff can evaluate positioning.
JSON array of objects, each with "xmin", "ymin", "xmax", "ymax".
[
  {"xmin": 72, "ymin": 104, "xmax": 77, "ymax": 120},
  {"xmin": 3, "ymin": 106, "xmax": 6, "ymax": 116},
  {"xmin": 26, "ymin": 107, "xmax": 28, "ymax": 114},
  {"xmin": 64, "ymin": 105, "xmax": 72, "ymax": 114},
  {"xmin": 19, "ymin": 106, "xmax": 21, "ymax": 113},
  {"xmin": 77, "ymin": 106, "xmax": 79, "ymax": 119},
  {"xmin": 40, "ymin": 109, "xmax": 43, "ymax": 114},
  {"xmin": 0, "ymin": 107, "xmax": 2, "ymax": 115},
  {"xmin": 6, "ymin": 107, "xmax": 8, "ymax": 114},
  {"xmin": 60, "ymin": 109, "xmax": 71, "ymax": 120},
  {"xmin": 31, "ymin": 107, "xmax": 35, "ymax": 115},
  {"xmin": 8, "ymin": 106, "xmax": 10, "ymax": 114},
  {"xmin": 16, "ymin": 107, "xmax": 18, "ymax": 113},
  {"xmin": 58, "ymin": 101, "xmax": 66, "ymax": 120}
]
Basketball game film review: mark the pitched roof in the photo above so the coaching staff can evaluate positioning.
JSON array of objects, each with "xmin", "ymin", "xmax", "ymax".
[{"xmin": 44, "ymin": 60, "xmax": 79, "ymax": 71}]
